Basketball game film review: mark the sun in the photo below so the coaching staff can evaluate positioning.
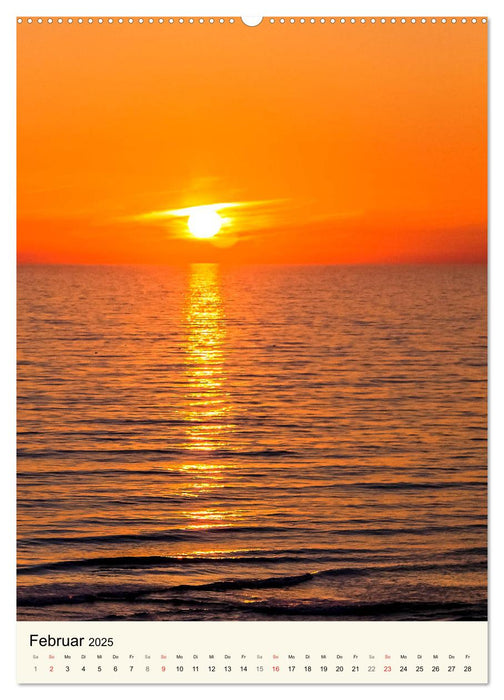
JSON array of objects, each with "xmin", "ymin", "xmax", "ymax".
[{"xmin": 187, "ymin": 207, "xmax": 223, "ymax": 239}]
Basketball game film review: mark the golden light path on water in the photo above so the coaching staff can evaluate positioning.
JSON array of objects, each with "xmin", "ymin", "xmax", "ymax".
[{"xmin": 179, "ymin": 264, "xmax": 242, "ymax": 532}]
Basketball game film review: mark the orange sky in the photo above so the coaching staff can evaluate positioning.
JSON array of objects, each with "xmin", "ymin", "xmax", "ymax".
[{"xmin": 17, "ymin": 19, "xmax": 487, "ymax": 264}]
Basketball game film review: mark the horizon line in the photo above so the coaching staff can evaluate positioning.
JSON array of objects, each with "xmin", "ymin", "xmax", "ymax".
[{"xmin": 16, "ymin": 260, "xmax": 487, "ymax": 267}]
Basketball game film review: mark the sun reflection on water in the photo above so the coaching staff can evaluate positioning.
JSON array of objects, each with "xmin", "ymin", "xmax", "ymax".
[
  {"xmin": 182, "ymin": 263, "xmax": 233, "ymax": 451},
  {"xmin": 179, "ymin": 264, "xmax": 240, "ymax": 530}
]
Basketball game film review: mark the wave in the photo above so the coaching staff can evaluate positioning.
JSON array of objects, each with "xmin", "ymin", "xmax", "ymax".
[
  {"xmin": 232, "ymin": 600, "xmax": 487, "ymax": 620},
  {"xmin": 17, "ymin": 521, "xmax": 487, "ymax": 551},
  {"xmin": 17, "ymin": 585, "xmax": 487, "ymax": 622},
  {"xmin": 204, "ymin": 599, "xmax": 488, "ymax": 621},
  {"xmin": 18, "ymin": 468, "xmax": 194, "ymax": 478},
  {"xmin": 18, "ymin": 555, "xmax": 486, "ymax": 598},
  {"xmin": 17, "ymin": 547, "xmax": 487, "ymax": 576},
  {"xmin": 18, "ymin": 554, "xmax": 321, "ymax": 574},
  {"xmin": 17, "ymin": 524, "xmax": 298, "ymax": 547},
  {"xmin": 359, "ymin": 481, "xmax": 485, "ymax": 490},
  {"xmin": 17, "ymin": 447, "xmax": 299, "ymax": 460},
  {"xmin": 17, "ymin": 469, "xmax": 486, "ymax": 493}
]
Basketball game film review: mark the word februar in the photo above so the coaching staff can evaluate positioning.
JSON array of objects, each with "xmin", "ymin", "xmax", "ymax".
[{"xmin": 30, "ymin": 635, "xmax": 84, "ymax": 647}]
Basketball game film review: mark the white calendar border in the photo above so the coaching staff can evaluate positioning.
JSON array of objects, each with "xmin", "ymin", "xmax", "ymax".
[{"xmin": 2, "ymin": 0, "xmax": 501, "ymax": 697}]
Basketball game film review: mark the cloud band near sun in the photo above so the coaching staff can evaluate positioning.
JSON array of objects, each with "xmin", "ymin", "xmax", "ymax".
[{"xmin": 128, "ymin": 200, "xmax": 288, "ymax": 246}]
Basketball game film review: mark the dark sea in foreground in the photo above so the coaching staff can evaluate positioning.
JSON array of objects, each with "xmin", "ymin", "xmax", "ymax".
[{"xmin": 17, "ymin": 264, "xmax": 487, "ymax": 621}]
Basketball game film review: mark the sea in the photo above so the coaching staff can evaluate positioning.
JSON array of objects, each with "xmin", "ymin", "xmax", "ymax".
[{"xmin": 17, "ymin": 264, "xmax": 487, "ymax": 621}]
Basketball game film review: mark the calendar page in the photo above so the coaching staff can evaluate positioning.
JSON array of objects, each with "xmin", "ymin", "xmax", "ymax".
[{"xmin": 16, "ymin": 13, "xmax": 487, "ymax": 685}]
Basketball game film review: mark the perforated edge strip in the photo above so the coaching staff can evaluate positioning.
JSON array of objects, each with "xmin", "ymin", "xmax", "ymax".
[{"xmin": 16, "ymin": 17, "xmax": 488, "ymax": 25}]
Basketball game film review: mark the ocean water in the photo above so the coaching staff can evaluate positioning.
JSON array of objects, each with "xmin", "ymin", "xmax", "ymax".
[{"xmin": 17, "ymin": 264, "xmax": 487, "ymax": 621}]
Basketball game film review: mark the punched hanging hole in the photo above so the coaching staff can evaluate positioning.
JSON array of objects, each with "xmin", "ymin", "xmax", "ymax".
[{"xmin": 241, "ymin": 17, "xmax": 263, "ymax": 27}]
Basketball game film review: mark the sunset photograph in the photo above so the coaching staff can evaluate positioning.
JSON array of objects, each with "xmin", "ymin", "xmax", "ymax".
[{"xmin": 17, "ymin": 17, "xmax": 487, "ymax": 622}]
